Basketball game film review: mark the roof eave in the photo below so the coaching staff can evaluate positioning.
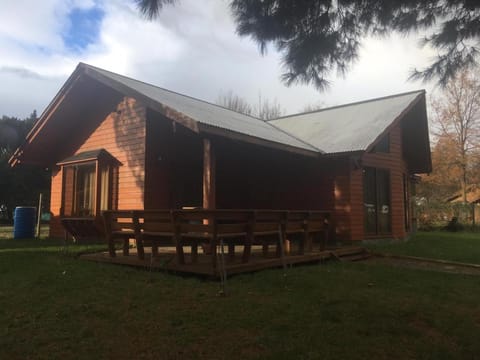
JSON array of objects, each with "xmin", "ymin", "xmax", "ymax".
[
  {"xmin": 364, "ymin": 91, "xmax": 425, "ymax": 153},
  {"xmin": 197, "ymin": 123, "xmax": 319, "ymax": 158},
  {"xmin": 9, "ymin": 65, "xmax": 85, "ymax": 167},
  {"xmin": 82, "ymin": 66, "xmax": 200, "ymax": 133}
]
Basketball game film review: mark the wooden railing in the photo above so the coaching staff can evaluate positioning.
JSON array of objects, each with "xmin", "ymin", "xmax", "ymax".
[{"xmin": 102, "ymin": 209, "xmax": 330, "ymax": 267}]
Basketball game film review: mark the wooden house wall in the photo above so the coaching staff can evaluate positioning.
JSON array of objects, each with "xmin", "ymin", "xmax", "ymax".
[
  {"xmin": 329, "ymin": 158, "xmax": 353, "ymax": 241},
  {"xmin": 144, "ymin": 110, "xmax": 204, "ymax": 210},
  {"xmin": 49, "ymin": 97, "xmax": 146, "ymax": 238},
  {"xmin": 349, "ymin": 123, "xmax": 409, "ymax": 241},
  {"xmin": 49, "ymin": 168, "xmax": 64, "ymax": 237},
  {"xmin": 49, "ymin": 98, "xmax": 414, "ymax": 242},
  {"xmin": 214, "ymin": 138, "xmax": 330, "ymax": 210},
  {"xmin": 144, "ymin": 112, "xmax": 173, "ymax": 209}
]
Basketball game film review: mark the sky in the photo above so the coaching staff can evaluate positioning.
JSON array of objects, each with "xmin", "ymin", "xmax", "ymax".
[{"xmin": 0, "ymin": 0, "xmax": 438, "ymax": 119}]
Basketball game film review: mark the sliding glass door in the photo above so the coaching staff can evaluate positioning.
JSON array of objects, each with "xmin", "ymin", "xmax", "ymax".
[{"xmin": 363, "ymin": 167, "xmax": 391, "ymax": 235}]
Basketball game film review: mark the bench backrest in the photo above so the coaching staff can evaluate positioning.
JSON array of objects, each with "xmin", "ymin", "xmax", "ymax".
[
  {"xmin": 134, "ymin": 210, "xmax": 174, "ymax": 234},
  {"xmin": 102, "ymin": 210, "xmax": 135, "ymax": 234}
]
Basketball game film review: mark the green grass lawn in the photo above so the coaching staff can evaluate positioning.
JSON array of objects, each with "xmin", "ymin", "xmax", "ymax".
[
  {"xmin": 0, "ymin": 224, "xmax": 50, "ymax": 240},
  {"xmin": 1, "ymin": 233, "xmax": 480, "ymax": 359},
  {"xmin": 367, "ymin": 231, "xmax": 480, "ymax": 264}
]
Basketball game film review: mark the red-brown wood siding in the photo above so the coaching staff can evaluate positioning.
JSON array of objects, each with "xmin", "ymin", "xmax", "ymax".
[
  {"xmin": 49, "ymin": 97, "xmax": 146, "ymax": 237},
  {"xmin": 350, "ymin": 123, "xmax": 409, "ymax": 240},
  {"xmin": 215, "ymin": 137, "xmax": 331, "ymax": 210},
  {"xmin": 140, "ymin": 109, "xmax": 204, "ymax": 210},
  {"xmin": 49, "ymin": 167, "xmax": 63, "ymax": 238},
  {"xmin": 48, "ymin": 97, "xmax": 415, "ymax": 242},
  {"xmin": 328, "ymin": 158, "xmax": 352, "ymax": 241},
  {"xmin": 144, "ymin": 111, "xmax": 175, "ymax": 209}
]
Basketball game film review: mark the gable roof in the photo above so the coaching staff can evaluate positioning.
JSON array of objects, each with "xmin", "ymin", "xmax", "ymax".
[
  {"xmin": 81, "ymin": 63, "xmax": 319, "ymax": 154},
  {"xmin": 10, "ymin": 63, "xmax": 430, "ymax": 172},
  {"xmin": 269, "ymin": 90, "xmax": 425, "ymax": 154}
]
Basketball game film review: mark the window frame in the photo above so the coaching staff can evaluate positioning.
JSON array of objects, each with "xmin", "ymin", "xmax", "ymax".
[
  {"xmin": 58, "ymin": 150, "xmax": 118, "ymax": 217},
  {"xmin": 363, "ymin": 166, "xmax": 392, "ymax": 236}
]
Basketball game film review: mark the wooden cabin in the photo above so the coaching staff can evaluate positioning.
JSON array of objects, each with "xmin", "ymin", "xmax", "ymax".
[{"xmin": 10, "ymin": 63, "xmax": 431, "ymax": 242}]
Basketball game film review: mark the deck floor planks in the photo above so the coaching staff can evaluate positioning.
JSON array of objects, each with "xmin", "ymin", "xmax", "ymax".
[{"xmin": 79, "ymin": 246, "xmax": 366, "ymax": 277}]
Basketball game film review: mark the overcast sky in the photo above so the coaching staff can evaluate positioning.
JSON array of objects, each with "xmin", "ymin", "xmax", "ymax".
[{"xmin": 0, "ymin": 0, "xmax": 437, "ymax": 119}]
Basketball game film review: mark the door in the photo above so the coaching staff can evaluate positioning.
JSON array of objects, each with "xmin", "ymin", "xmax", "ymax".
[{"xmin": 363, "ymin": 167, "xmax": 391, "ymax": 235}]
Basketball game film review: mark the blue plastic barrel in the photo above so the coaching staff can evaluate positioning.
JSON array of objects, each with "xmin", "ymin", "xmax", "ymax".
[{"xmin": 13, "ymin": 207, "xmax": 36, "ymax": 239}]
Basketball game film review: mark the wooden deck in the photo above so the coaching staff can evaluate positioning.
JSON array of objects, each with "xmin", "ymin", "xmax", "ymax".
[{"xmin": 80, "ymin": 246, "xmax": 368, "ymax": 278}]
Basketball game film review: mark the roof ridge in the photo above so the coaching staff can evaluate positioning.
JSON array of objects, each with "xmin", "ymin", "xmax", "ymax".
[
  {"xmin": 79, "ymin": 62, "xmax": 264, "ymax": 121},
  {"xmin": 269, "ymin": 89, "xmax": 426, "ymax": 121}
]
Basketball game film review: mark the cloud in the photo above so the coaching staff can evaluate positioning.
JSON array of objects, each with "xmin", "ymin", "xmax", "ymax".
[
  {"xmin": 0, "ymin": 0, "xmax": 436, "ymax": 119},
  {"xmin": 0, "ymin": 66, "xmax": 44, "ymax": 80}
]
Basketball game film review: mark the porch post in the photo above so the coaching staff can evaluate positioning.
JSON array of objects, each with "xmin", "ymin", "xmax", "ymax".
[
  {"xmin": 202, "ymin": 138, "xmax": 216, "ymax": 209},
  {"xmin": 95, "ymin": 160, "xmax": 101, "ymax": 216}
]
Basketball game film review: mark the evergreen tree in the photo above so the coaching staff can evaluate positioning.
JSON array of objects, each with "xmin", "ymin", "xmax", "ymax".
[
  {"xmin": 136, "ymin": 0, "xmax": 480, "ymax": 90},
  {"xmin": 0, "ymin": 112, "xmax": 49, "ymax": 221}
]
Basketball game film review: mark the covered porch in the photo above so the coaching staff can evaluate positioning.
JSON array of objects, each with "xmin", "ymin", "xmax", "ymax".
[{"xmin": 59, "ymin": 117, "xmax": 351, "ymax": 275}]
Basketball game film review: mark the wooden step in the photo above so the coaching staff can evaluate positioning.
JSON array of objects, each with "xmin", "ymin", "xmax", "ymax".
[
  {"xmin": 333, "ymin": 247, "xmax": 366, "ymax": 256},
  {"xmin": 332, "ymin": 247, "xmax": 370, "ymax": 262},
  {"xmin": 339, "ymin": 253, "xmax": 371, "ymax": 262}
]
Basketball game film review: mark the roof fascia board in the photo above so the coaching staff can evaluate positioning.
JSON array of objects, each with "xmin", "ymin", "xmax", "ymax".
[
  {"xmin": 321, "ymin": 150, "xmax": 365, "ymax": 158},
  {"xmin": 419, "ymin": 94, "xmax": 433, "ymax": 173},
  {"xmin": 83, "ymin": 66, "xmax": 199, "ymax": 133},
  {"xmin": 197, "ymin": 123, "xmax": 319, "ymax": 158}
]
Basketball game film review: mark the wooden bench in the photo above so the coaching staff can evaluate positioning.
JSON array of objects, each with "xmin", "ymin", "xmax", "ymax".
[
  {"xmin": 133, "ymin": 210, "xmax": 175, "ymax": 260},
  {"xmin": 102, "ymin": 209, "xmax": 332, "ymax": 265},
  {"xmin": 102, "ymin": 210, "xmax": 135, "ymax": 257},
  {"xmin": 282, "ymin": 211, "xmax": 308, "ymax": 255},
  {"xmin": 251, "ymin": 210, "xmax": 285, "ymax": 258},
  {"xmin": 305, "ymin": 211, "xmax": 330, "ymax": 251},
  {"xmin": 173, "ymin": 209, "xmax": 251, "ymax": 267},
  {"xmin": 213, "ymin": 210, "xmax": 252, "ymax": 263}
]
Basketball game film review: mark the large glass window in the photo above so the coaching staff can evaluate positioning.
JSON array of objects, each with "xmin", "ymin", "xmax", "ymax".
[
  {"xmin": 363, "ymin": 167, "xmax": 391, "ymax": 235},
  {"xmin": 75, "ymin": 164, "xmax": 96, "ymax": 216}
]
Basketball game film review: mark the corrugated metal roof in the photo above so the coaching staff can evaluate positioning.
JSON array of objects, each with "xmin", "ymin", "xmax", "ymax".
[
  {"xmin": 81, "ymin": 64, "xmax": 318, "ymax": 153},
  {"xmin": 269, "ymin": 90, "xmax": 425, "ymax": 154},
  {"xmin": 79, "ymin": 64, "xmax": 425, "ymax": 156}
]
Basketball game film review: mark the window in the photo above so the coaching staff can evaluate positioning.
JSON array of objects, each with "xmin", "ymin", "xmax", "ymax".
[
  {"xmin": 363, "ymin": 167, "xmax": 391, "ymax": 235},
  {"xmin": 58, "ymin": 150, "xmax": 118, "ymax": 217},
  {"xmin": 75, "ymin": 164, "xmax": 96, "ymax": 216}
]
